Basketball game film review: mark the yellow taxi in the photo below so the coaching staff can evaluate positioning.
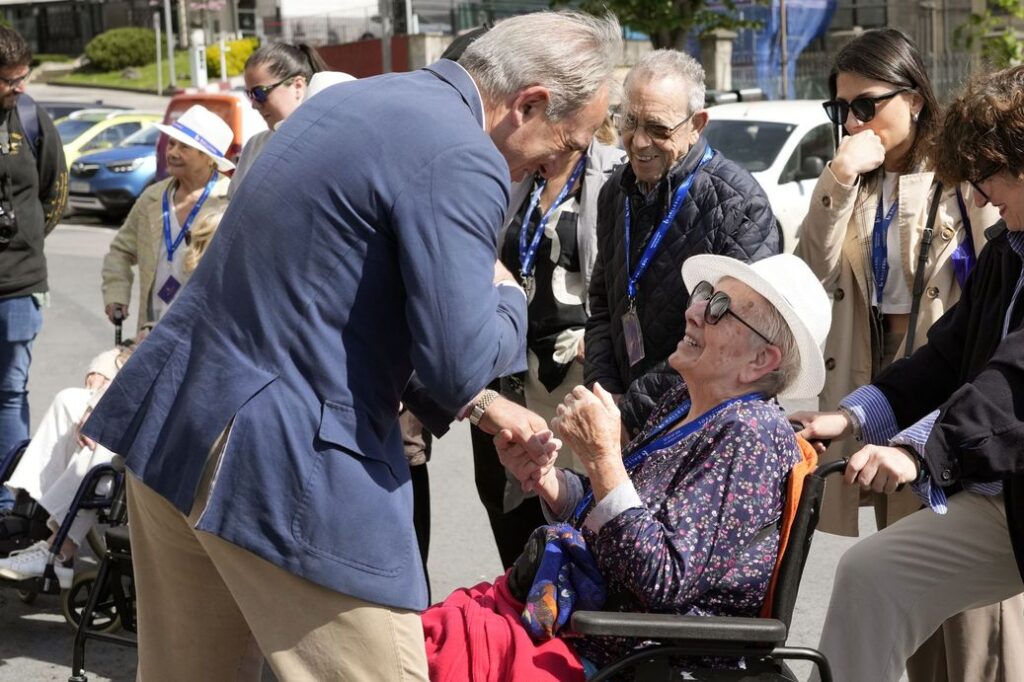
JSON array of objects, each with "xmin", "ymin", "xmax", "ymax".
[{"xmin": 54, "ymin": 109, "xmax": 162, "ymax": 165}]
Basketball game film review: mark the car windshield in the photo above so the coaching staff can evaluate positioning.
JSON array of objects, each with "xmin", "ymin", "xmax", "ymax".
[
  {"xmin": 703, "ymin": 120, "xmax": 795, "ymax": 172},
  {"xmin": 121, "ymin": 125, "xmax": 160, "ymax": 147},
  {"xmin": 56, "ymin": 118, "xmax": 97, "ymax": 144}
]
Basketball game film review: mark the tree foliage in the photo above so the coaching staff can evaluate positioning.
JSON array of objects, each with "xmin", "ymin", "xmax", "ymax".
[
  {"xmin": 574, "ymin": 0, "xmax": 764, "ymax": 49},
  {"xmin": 954, "ymin": 0, "xmax": 1024, "ymax": 69}
]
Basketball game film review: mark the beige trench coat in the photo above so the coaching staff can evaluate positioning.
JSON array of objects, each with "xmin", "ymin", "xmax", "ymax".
[
  {"xmin": 796, "ymin": 164, "xmax": 998, "ymax": 536},
  {"xmin": 101, "ymin": 176, "xmax": 229, "ymax": 335}
]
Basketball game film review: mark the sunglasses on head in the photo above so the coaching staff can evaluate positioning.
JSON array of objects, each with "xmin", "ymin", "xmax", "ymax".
[
  {"xmin": 822, "ymin": 87, "xmax": 913, "ymax": 125},
  {"xmin": 688, "ymin": 280, "xmax": 773, "ymax": 345},
  {"xmin": 244, "ymin": 75, "xmax": 298, "ymax": 104}
]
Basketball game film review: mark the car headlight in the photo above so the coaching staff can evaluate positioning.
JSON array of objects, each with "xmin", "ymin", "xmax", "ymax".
[{"xmin": 106, "ymin": 158, "xmax": 146, "ymax": 173}]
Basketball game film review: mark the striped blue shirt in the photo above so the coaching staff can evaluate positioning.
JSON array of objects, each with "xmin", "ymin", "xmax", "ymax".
[{"xmin": 841, "ymin": 228, "xmax": 1024, "ymax": 513}]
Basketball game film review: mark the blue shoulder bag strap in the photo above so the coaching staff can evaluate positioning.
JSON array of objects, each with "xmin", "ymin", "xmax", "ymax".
[{"xmin": 15, "ymin": 93, "xmax": 40, "ymax": 163}]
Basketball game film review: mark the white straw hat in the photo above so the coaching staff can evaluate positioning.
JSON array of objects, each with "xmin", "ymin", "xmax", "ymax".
[
  {"xmin": 155, "ymin": 104, "xmax": 236, "ymax": 172},
  {"xmin": 681, "ymin": 254, "xmax": 832, "ymax": 399},
  {"xmin": 304, "ymin": 71, "xmax": 357, "ymax": 102}
]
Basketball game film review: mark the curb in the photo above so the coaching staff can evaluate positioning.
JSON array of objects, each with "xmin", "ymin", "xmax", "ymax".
[{"xmin": 45, "ymin": 74, "xmax": 243, "ymax": 96}]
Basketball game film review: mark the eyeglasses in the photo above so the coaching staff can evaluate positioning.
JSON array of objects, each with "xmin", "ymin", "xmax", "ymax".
[
  {"xmin": 244, "ymin": 75, "xmax": 298, "ymax": 104},
  {"xmin": 969, "ymin": 171, "xmax": 997, "ymax": 204},
  {"xmin": 822, "ymin": 88, "xmax": 912, "ymax": 125},
  {"xmin": 688, "ymin": 280, "xmax": 773, "ymax": 345},
  {"xmin": 0, "ymin": 69, "xmax": 30, "ymax": 89},
  {"xmin": 617, "ymin": 111, "xmax": 694, "ymax": 140}
]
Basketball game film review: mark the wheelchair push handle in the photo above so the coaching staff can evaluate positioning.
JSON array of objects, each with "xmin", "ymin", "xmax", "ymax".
[
  {"xmin": 789, "ymin": 420, "xmax": 831, "ymax": 450},
  {"xmin": 112, "ymin": 307, "xmax": 124, "ymax": 347}
]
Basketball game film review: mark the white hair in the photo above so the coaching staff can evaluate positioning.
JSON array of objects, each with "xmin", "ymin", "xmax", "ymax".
[
  {"xmin": 623, "ymin": 49, "xmax": 706, "ymax": 117},
  {"xmin": 459, "ymin": 11, "xmax": 622, "ymax": 120},
  {"xmin": 749, "ymin": 299, "xmax": 799, "ymax": 398}
]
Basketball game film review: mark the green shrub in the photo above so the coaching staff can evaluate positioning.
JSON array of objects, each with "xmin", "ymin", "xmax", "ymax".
[
  {"xmin": 84, "ymin": 28, "xmax": 159, "ymax": 72},
  {"xmin": 206, "ymin": 37, "xmax": 258, "ymax": 78}
]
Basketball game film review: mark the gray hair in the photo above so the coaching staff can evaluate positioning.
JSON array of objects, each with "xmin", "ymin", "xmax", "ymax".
[
  {"xmin": 747, "ymin": 301, "xmax": 799, "ymax": 398},
  {"xmin": 459, "ymin": 11, "xmax": 622, "ymax": 120},
  {"xmin": 622, "ymin": 49, "xmax": 706, "ymax": 117}
]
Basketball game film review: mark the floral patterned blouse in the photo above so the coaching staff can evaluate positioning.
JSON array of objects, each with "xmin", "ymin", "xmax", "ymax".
[{"xmin": 555, "ymin": 381, "xmax": 802, "ymax": 667}]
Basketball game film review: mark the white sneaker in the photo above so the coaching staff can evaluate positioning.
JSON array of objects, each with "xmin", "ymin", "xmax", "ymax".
[{"xmin": 0, "ymin": 540, "xmax": 74, "ymax": 589}]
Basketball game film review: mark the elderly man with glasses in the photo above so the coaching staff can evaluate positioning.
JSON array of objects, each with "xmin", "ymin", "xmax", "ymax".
[
  {"xmin": 0, "ymin": 26, "xmax": 67, "ymax": 512},
  {"xmin": 584, "ymin": 50, "xmax": 780, "ymax": 430}
]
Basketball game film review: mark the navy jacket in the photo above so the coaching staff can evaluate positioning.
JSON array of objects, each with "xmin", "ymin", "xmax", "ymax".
[
  {"xmin": 84, "ymin": 60, "xmax": 527, "ymax": 611},
  {"xmin": 585, "ymin": 139, "xmax": 780, "ymax": 393}
]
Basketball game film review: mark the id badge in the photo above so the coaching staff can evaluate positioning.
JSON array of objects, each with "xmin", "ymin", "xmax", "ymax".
[
  {"xmin": 622, "ymin": 309, "xmax": 645, "ymax": 367},
  {"xmin": 157, "ymin": 275, "xmax": 182, "ymax": 304}
]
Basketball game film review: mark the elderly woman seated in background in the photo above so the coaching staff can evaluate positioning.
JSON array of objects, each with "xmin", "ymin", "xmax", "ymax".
[{"xmin": 422, "ymin": 253, "xmax": 831, "ymax": 680}]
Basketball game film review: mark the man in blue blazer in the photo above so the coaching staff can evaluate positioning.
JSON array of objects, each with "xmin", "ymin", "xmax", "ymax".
[{"xmin": 84, "ymin": 10, "xmax": 621, "ymax": 681}]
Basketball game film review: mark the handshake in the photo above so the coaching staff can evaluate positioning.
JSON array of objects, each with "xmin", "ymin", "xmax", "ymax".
[{"xmin": 479, "ymin": 383, "xmax": 623, "ymax": 502}]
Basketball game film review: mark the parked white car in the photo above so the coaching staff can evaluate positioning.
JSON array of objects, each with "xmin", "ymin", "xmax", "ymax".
[{"xmin": 703, "ymin": 100, "xmax": 835, "ymax": 251}]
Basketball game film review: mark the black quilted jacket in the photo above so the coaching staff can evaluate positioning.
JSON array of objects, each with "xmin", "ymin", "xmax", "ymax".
[{"xmin": 584, "ymin": 138, "xmax": 780, "ymax": 393}]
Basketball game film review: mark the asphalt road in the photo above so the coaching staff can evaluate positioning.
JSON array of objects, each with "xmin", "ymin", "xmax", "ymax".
[{"xmin": 0, "ymin": 84, "xmax": 893, "ymax": 682}]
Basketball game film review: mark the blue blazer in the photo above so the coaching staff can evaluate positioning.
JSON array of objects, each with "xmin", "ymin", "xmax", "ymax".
[{"xmin": 84, "ymin": 60, "xmax": 527, "ymax": 611}]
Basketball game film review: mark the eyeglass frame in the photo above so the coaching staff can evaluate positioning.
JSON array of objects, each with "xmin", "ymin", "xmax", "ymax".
[
  {"xmin": 688, "ymin": 280, "xmax": 774, "ymax": 345},
  {"xmin": 969, "ymin": 171, "xmax": 998, "ymax": 204},
  {"xmin": 0, "ymin": 68, "xmax": 31, "ymax": 89},
  {"xmin": 822, "ymin": 87, "xmax": 913, "ymax": 126},
  {"xmin": 244, "ymin": 74, "xmax": 299, "ymax": 104},
  {"xmin": 616, "ymin": 110, "xmax": 695, "ymax": 141}
]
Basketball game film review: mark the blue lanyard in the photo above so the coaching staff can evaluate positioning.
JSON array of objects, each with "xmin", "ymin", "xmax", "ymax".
[
  {"xmin": 872, "ymin": 191, "xmax": 899, "ymax": 305},
  {"xmin": 162, "ymin": 174, "xmax": 217, "ymax": 263},
  {"xmin": 624, "ymin": 146, "xmax": 714, "ymax": 304},
  {"xmin": 951, "ymin": 186, "xmax": 976, "ymax": 289},
  {"xmin": 570, "ymin": 390, "xmax": 763, "ymax": 524},
  {"xmin": 519, "ymin": 155, "xmax": 588, "ymax": 279}
]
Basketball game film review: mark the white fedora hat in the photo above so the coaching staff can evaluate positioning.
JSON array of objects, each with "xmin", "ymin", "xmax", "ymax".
[
  {"xmin": 304, "ymin": 71, "xmax": 357, "ymax": 102},
  {"xmin": 681, "ymin": 254, "xmax": 832, "ymax": 399},
  {"xmin": 155, "ymin": 104, "xmax": 235, "ymax": 173}
]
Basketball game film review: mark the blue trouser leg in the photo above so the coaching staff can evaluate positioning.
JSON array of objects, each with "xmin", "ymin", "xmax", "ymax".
[{"xmin": 0, "ymin": 296, "xmax": 43, "ymax": 510}]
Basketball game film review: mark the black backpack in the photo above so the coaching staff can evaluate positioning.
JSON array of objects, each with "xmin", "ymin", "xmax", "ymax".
[{"xmin": 14, "ymin": 92, "xmax": 41, "ymax": 162}]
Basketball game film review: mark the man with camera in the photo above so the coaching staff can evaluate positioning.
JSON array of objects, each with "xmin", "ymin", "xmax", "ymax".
[{"xmin": 0, "ymin": 26, "xmax": 68, "ymax": 509}]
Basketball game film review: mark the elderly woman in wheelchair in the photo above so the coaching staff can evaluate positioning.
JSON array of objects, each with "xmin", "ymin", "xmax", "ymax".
[
  {"xmin": 422, "ymin": 254, "xmax": 830, "ymax": 680},
  {"xmin": 0, "ymin": 331, "xmax": 147, "ymax": 589}
]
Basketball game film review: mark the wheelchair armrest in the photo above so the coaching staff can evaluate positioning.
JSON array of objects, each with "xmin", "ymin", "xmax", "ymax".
[{"xmin": 570, "ymin": 611, "xmax": 788, "ymax": 646}]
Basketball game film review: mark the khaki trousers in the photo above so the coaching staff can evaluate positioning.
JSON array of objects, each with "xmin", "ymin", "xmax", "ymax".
[
  {"xmin": 125, "ymin": 427, "xmax": 428, "ymax": 682},
  {"xmin": 814, "ymin": 492, "xmax": 1024, "ymax": 682}
]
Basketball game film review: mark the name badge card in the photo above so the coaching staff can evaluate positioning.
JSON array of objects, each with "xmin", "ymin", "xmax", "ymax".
[
  {"xmin": 622, "ymin": 309, "xmax": 645, "ymax": 367},
  {"xmin": 157, "ymin": 275, "xmax": 182, "ymax": 304}
]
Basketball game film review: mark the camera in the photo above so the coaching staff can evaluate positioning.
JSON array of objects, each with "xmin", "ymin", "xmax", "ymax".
[{"xmin": 0, "ymin": 203, "xmax": 15, "ymax": 253}]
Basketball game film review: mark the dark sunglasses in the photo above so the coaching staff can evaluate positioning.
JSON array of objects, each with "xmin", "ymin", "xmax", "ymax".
[
  {"xmin": 244, "ymin": 75, "xmax": 298, "ymax": 104},
  {"xmin": 616, "ymin": 111, "xmax": 694, "ymax": 140},
  {"xmin": 822, "ymin": 87, "xmax": 912, "ymax": 125},
  {"xmin": 688, "ymin": 280, "xmax": 773, "ymax": 345}
]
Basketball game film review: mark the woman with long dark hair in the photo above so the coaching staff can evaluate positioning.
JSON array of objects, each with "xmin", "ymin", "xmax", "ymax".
[
  {"xmin": 794, "ymin": 28, "xmax": 1017, "ymax": 681},
  {"xmin": 228, "ymin": 42, "xmax": 329, "ymax": 196}
]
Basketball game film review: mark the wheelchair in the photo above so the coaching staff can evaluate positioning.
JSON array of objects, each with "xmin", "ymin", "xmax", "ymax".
[
  {"xmin": 67, "ymin": 454, "xmax": 137, "ymax": 682},
  {"xmin": 0, "ymin": 437, "xmax": 129, "ymax": 632},
  {"xmin": 571, "ymin": 452, "xmax": 847, "ymax": 682}
]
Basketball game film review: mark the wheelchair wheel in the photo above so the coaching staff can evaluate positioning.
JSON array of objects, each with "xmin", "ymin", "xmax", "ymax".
[
  {"xmin": 61, "ymin": 570, "xmax": 121, "ymax": 634},
  {"xmin": 16, "ymin": 588, "xmax": 37, "ymax": 604}
]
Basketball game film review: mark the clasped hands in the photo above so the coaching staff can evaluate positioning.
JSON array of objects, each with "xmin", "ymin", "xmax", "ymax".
[
  {"xmin": 791, "ymin": 410, "xmax": 921, "ymax": 494},
  {"xmin": 492, "ymin": 383, "xmax": 623, "ymax": 502}
]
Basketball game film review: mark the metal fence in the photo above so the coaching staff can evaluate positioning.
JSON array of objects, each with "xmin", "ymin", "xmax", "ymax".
[{"xmin": 731, "ymin": 50, "xmax": 977, "ymax": 101}]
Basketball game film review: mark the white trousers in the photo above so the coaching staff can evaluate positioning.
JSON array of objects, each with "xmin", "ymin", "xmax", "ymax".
[
  {"xmin": 814, "ymin": 491, "xmax": 1024, "ymax": 682},
  {"xmin": 5, "ymin": 387, "xmax": 114, "ymax": 546}
]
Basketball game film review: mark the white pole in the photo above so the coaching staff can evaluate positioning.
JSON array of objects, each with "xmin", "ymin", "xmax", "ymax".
[
  {"xmin": 219, "ymin": 34, "xmax": 229, "ymax": 86},
  {"xmin": 155, "ymin": 13, "xmax": 163, "ymax": 96},
  {"xmin": 164, "ymin": 0, "xmax": 176, "ymax": 87}
]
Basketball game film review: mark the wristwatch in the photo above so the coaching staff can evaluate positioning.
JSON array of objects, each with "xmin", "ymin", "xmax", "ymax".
[{"xmin": 468, "ymin": 389, "xmax": 500, "ymax": 426}]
